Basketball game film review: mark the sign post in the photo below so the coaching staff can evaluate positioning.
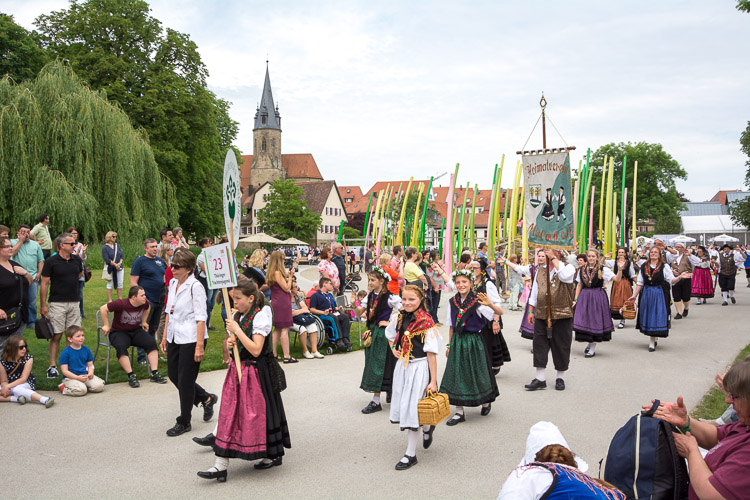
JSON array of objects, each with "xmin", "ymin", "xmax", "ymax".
[{"xmin": 222, "ymin": 149, "xmax": 243, "ymax": 383}]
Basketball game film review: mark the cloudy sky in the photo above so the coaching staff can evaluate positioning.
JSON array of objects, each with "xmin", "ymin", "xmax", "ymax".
[{"xmin": 8, "ymin": 1, "xmax": 750, "ymax": 201}]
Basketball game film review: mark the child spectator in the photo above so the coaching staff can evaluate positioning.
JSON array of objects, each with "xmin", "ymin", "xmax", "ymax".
[
  {"xmin": 59, "ymin": 325, "xmax": 104, "ymax": 396},
  {"xmin": 0, "ymin": 336, "xmax": 54, "ymax": 407},
  {"xmin": 351, "ymin": 290, "xmax": 367, "ymax": 320},
  {"xmin": 380, "ymin": 253, "xmax": 400, "ymax": 295}
]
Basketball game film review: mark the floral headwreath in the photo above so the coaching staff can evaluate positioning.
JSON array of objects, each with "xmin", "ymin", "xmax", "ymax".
[
  {"xmin": 371, "ymin": 265, "xmax": 391, "ymax": 282},
  {"xmin": 451, "ymin": 269, "xmax": 474, "ymax": 281}
]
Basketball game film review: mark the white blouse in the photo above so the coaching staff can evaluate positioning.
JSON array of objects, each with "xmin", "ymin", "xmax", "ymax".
[
  {"xmin": 604, "ymin": 259, "xmax": 637, "ymax": 277},
  {"xmin": 240, "ymin": 305, "xmax": 272, "ymax": 337},
  {"xmin": 165, "ymin": 275, "xmax": 208, "ymax": 344},
  {"xmin": 635, "ymin": 262, "xmax": 676, "ymax": 286},
  {"xmin": 360, "ymin": 291, "xmax": 402, "ymax": 312},
  {"xmin": 385, "ymin": 314, "xmax": 441, "ymax": 354},
  {"xmin": 528, "ymin": 262, "xmax": 577, "ymax": 308}
]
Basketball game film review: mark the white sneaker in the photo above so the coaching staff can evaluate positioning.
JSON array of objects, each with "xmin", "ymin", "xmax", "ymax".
[
  {"xmin": 302, "ymin": 351, "xmax": 314, "ymax": 359},
  {"xmin": 313, "ymin": 351, "xmax": 325, "ymax": 359}
]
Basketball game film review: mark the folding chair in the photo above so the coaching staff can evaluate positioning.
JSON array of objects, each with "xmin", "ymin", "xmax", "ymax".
[{"xmin": 93, "ymin": 309, "xmax": 137, "ymax": 382}]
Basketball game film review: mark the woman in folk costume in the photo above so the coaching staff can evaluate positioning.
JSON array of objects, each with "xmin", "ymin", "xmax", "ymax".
[
  {"xmin": 197, "ymin": 276, "xmax": 291, "ymax": 482},
  {"xmin": 690, "ymin": 246, "xmax": 715, "ymax": 304},
  {"xmin": 628, "ymin": 247, "xmax": 690, "ymax": 352},
  {"xmin": 541, "ymin": 188, "xmax": 555, "ymax": 221},
  {"xmin": 437, "ymin": 268, "xmax": 500, "ymax": 425},
  {"xmin": 665, "ymin": 242, "xmax": 700, "ymax": 319},
  {"xmin": 573, "ymin": 249, "xmax": 619, "ymax": 359},
  {"xmin": 386, "ymin": 285, "xmax": 441, "ymax": 470},
  {"xmin": 603, "ymin": 247, "xmax": 637, "ymax": 329},
  {"xmin": 352, "ymin": 266, "xmax": 402, "ymax": 414},
  {"xmin": 504, "ymin": 248, "xmax": 544, "ymax": 340},
  {"xmin": 470, "ymin": 260, "xmax": 511, "ymax": 375}
]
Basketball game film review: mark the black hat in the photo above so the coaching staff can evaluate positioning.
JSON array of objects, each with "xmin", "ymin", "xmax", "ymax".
[{"xmin": 721, "ymin": 243, "xmax": 732, "ymax": 250}]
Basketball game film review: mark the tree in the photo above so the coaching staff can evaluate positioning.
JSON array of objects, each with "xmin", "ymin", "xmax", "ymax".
[
  {"xmin": 738, "ymin": 1, "xmax": 750, "ymax": 13},
  {"xmin": 728, "ymin": 121, "xmax": 750, "ymax": 228},
  {"xmin": 0, "ymin": 13, "xmax": 49, "ymax": 83},
  {"xmin": 586, "ymin": 142, "xmax": 687, "ymax": 234},
  {"xmin": 33, "ymin": 0, "xmax": 239, "ymax": 237},
  {"xmin": 340, "ymin": 226, "xmax": 361, "ymax": 240},
  {"xmin": 256, "ymin": 180, "xmax": 322, "ymax": 241},
  {"xmin": 0, "ymin": 61, "xmax": 177, "ymax": 240}
]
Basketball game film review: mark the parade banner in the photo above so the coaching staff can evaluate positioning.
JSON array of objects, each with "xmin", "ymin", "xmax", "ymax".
[
  {"xmin": 522, "ymin": 152, "xmax": 574, "ymax": 249},
  {"xmin": 203, "ymin": 243, "xmax": 238, "ymax": 290}
]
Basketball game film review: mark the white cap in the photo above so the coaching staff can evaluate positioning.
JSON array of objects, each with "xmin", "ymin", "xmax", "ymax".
[{"xmin": 519, "ymin": 421, "xmax": 588, "ymax": 472}]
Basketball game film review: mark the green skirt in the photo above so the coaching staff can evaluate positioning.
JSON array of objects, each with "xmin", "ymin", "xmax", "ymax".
[
  {"xmin": 360, "ymin": 324, "xmax": 395, "ymax": 393},
  {"xmin": 439, "ymin": 331, "xmax": 498, "ymax": 407}
]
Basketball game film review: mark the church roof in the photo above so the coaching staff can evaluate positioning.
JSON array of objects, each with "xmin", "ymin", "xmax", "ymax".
[
  {"xmin": 253, "ymin": 65, "xmax": 281, "ymax": 131},
  {"xmin": 240, "ymin": 153, "xmax": 324, "ymax": 206}
]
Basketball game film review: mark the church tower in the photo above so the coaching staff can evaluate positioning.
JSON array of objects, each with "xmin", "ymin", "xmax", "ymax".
[{"xmin": 251, "ymin": 63, "xmax": 284, "ymax": 188}]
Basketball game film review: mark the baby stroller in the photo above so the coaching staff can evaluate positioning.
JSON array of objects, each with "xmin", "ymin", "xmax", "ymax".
[{"xmin": 343, "ymin": 272, "xmax": 361, "ymax": 292}]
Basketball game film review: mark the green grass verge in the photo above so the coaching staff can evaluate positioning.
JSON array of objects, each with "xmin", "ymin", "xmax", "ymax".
[
  {"xmin": 24, "ymin": 267, "xmax": 364, "ymax": 391},
  {"xmin": 691, "ymin": 343, "xmax": 750, "ymax": 420}
]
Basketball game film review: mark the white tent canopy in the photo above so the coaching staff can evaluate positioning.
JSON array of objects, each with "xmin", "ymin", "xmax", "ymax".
[
  {"xmin": 709, "ymin": 234, "xmax": 740, "ymax": 243},
  {"xmin": 681, "ymin": 215, "xmax": 746, "ymax": 234},
  {"xmin": 671, "ymin": 235, "xmax": 696, "ymax": 244},
  {"xmin": 238, "ymin": 234, "xmax": 284, "ymax": 244}
]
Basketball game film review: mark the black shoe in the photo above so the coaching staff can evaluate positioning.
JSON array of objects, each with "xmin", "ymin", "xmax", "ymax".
[
  {"xmin": 648, "ymin": 346, "xmax": 656, "ymax": 352},
  {"xmin": 731, "ymin": 297, "xmax": 736, "ymax": 304},
  {"xmin": 207, "ymin": 325, "xmax": 218, "ymax": 331},
  {"xmin": 584, "ymin": 346, "xmax": 590, "ymax": 355},
  {"xmin": 682, "ymin": 309, "xmax": 688, "ymax": 317},
  {"xmin": 254, "ymin": 457, "xmax": 282, "ymax": 470},
  {"xmin": 197, "ymin": 468, "xmax": 227, "ymax": 482},
  {"xmin": 150, "ymin": 372, "xmax": 167, "ymax": 384},
  {"xmin": 335, "ymin": 340, "xmax": 346, "ymax": 349},
  {"xmin": 446, "ymin": 413, "xmax": 465, "ymax": 426},
  {"xmin": 202, "ymin": 394, "xmax": 218, "ymax": 422},
  {"xmin": 395, "ymin": 454, "xmax": 418, "ymax": 470},
  {"xmin": 722, "ymin": 301, "xmax": 728, "ymax": 306},
  {"xmin": 192, "ymin": 433, "xmax": 216, "ymax": 447},
  {"xmin": 480, "ymin": 403, "xmax": 492, "ymax": 416},
  {"xmin": 423, "ymin": 426, "xmax": 435, "ymax": 449},
  {"xmin": 166, "ymin": 422, "xmax": 191, "ymax": 437},
  {"xmin": 386, "ymin": 392, "xmax": 392, "ymax": 404},
  {"xmin": 128, "ymin": 374, "xmax": 140, "ymax": 388},
  {"xmin": 524, "ymin": 378, "xmax": 547, "ymax": 391},
  {"xmin": 674, "ymin": 313, "xmax": 682, "ymax": 320},
  {"xmin": 361, "ymin": 401, "xmax": 382, "ymax": 414},
  {"xmin": 585, "ymin": 351, "xmax": 595, "ymax": 358},
  {"xmin": 555, "ymin": 378, "xmax": 565, "ymax": 391},
  {"xmin": 492, "ymin": 367, "xmax": 501, "ymax": 376}
]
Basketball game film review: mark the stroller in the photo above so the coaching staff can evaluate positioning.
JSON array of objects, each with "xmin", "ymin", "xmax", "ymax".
[{"xmin": 342, "ymin": 272, "xmax": 361, "ymax": 292}]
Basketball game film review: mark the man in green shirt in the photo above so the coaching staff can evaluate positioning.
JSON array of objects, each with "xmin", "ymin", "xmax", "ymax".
[
  {"xmin": 11, "ymin": 224, "xmax": 45, "ymax": 328},
  {"xmin": 30, "ymin": 213, "xmax": 52, "ymax": 259}
]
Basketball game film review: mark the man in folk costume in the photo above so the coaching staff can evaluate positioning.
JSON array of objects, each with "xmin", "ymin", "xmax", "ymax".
[
  {"xmin": 555, "ymin": 186, "xmax": 566, "ymax": 222},
  {"xmin": 665, "ymin": 242, "xmax": 700, "ymax": 319},
  {"xmin": 717, "ymin": 244, "xmax": 743, "ymax": 306},
  {"xmin": 524, "ymin": 249, "xmax": 576, "ymax": 391}
]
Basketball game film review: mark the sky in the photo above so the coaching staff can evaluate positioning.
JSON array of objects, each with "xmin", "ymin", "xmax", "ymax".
[{"xmin": 7, "ymin": 0, "xmax": 750, "ymax": 202}]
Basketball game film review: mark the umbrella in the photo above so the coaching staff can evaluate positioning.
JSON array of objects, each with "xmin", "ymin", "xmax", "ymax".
[
  {"xmin": 671, "ymin": 235, "xmax": 696, "ymax": 244},
  {"xmin": 709, "ymin": 234, "xmax": 740, "ymax": 243},
  {"xmin": 281, "ymin": 237, "xmax": 309, "ymax": 245},
  {"xmin": 238, "ymin": 234, "xmax": 284, "ymax": 244}
]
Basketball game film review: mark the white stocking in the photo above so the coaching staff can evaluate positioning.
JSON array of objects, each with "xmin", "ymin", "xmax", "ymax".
[{"xmin": 401, "ymin": 430, "xmax": 419, "ymax": 462}]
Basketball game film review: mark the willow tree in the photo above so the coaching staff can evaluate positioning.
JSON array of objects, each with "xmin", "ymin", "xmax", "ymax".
[{"xmin": 0, "ymin": 61, "xmax": 177, "ymax": 240}]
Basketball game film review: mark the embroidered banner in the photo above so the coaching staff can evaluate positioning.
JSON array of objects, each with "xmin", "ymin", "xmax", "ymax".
[{"xmin": 522, "ymin": 152, "xmax": 574, "ymax": 249}]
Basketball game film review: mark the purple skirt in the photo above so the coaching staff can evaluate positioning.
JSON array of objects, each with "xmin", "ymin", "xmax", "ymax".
[
  {"xmin": 691, "ymin": 268, "xmax": 715, "ymax": 298},
  {"xmin": 574, "ymin": 287, "xmax": 614, "ymax": 343},
  {"xmin": 519, "ymin": 301, "xmax": 534, "ymax": 339},
  {"xmin": 214, "ymin": 361, "xmax": 268, "ymax": 460}
]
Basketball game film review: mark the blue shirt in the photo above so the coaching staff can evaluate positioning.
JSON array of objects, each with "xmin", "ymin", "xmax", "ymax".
[
  {"xmin": 59, "ymin": 345, "xmax": 94, "ymax": 377},
  {"xmin": 310, "ymin": 290, "xmax": 335, "ymax": 313},
  {"xmin": 131, "ymin": 255, "xmax": 167, "ymax": 303},
  {"xmin": 10, "ymin": 239, "xmax": 44, "ymax": 278}
]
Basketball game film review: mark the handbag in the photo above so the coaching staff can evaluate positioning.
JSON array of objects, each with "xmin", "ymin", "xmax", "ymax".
[
  {"xmin": 101, "ymin": 243, "xmax": 117, "ymax": 281},
  {"xmin": 362, "ymin": 329, "xmax": 372, "ymax": 348},
  {"xmin": 0, "ymin": 274, "xmax": 24, "ymax": 335},
  {"xmin": 293, "ymin": 313, "xmax": 316, "ymax": 326},
  {"xmin": 35, "ymin": 316, "xmax": 54, "ymax": 340},
  {"xmin": 267, "ymin": 354, "xmax": 287, "ymax": 393},
  {"xmin": 83, "ymin": 265, "xmax": 92, "ymax": 282},
  {"xmin": 418, "ymin": 390, "xmax": 451, "ymax": 426}
]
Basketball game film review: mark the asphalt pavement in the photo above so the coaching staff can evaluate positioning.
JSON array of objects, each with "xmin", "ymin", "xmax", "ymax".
[{"xmin": 6, "ymin": 270, "xmax": 749, "ymax": 499}]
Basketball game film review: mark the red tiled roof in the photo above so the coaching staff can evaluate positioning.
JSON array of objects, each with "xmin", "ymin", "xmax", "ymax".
[
  {"xmin": 338, "ymin": 186, "xmax": 364, "ymax": 212},
  {"xmin": 709, "ymin": 189, "xmax": 743, "ymax": 205},
  {"xmin": 364, "ymin": 180, "xmax": 432, "ymax": 201},
  {"xmin": 240, "ymin": 153, "xmax": 324, "ymax": 206}
]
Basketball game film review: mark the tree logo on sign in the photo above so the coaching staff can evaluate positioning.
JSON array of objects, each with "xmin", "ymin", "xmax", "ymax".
[{"xmin": 225, "ymin": 175, "xmax": 238, "ymax": 220}]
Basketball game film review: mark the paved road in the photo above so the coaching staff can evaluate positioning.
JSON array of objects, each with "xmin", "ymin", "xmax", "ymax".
[{"xmin": 7, "ymin": 274, "xmax": 748, "ymax": 499}]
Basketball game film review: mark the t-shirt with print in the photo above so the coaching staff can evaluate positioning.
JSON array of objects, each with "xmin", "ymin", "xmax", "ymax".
[
  {"xmin": 41, "ymin": 253, "xmax": 83, "ymax": 302},
  {"xmin": 107, "ymin": 298, "xmax": 149, "ymax": 332},
  {"xmin": 130, "ymin": 255, "xmax": 167, "ymax": 303},
  {"xmin": 59, "ymin": 345, "xmax": 94, "ymax": 377}
]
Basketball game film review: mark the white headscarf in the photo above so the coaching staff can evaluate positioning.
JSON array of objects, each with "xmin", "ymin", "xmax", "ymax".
[{"xmin": 519, "ymin": 421, "xmax": 588, "ymax": 472}]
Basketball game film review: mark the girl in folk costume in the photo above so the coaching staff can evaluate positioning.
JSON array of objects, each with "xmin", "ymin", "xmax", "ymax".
[
  {"xmin": 504, "ymin": 248, "xmax": 544, "ymax": 339},
  {"xmin": 604, "ymin": 247, "xmax": 637, "ymax": 329},
  {"xmin": 198, "ymin": 276, "xmax": 291, "ymax": 483},
  {"xmin": 690, "ymin": 246, "xmax": 715, "ymax": 304},
  {"xmin": 573, "ymin": 249, "xmax": 619, "ymax": 358},
  {"xmin": 436, "ymin": 269, "xmax": 499, "ymax": 424},
  {"xmin": 352, "ymin": 267, "xmax": 402, "ymax": 414},
  {"xmin": 470, "ymin": 260, "xmax": 511, "ymax": 375},
  {"xmin": 628, "ymin": 247, "xmax": 690, "ymax": 353},
  {"xmin": 386, "ymin": 285, "xmax": 441, "ymax": 470}
]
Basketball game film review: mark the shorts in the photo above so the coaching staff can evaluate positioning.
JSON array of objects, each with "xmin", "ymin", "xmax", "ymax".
[
  {"xmin": 718, "ymin": 273, "xmax": 736, "ymax": 292},
  {"xmin": 109, "ymin": 328, "xmax": 158, "ymax": 358},
  {"xmin": 106, "ymin": 268, "xmax": 125, "ymax": 289},
  {"xmin": 48, "ymin": 302, "xmax": 81, "ymax": 335},
  {"xmin": 672, "ymin": 278, "xmax": 692, "ymax": 302}
]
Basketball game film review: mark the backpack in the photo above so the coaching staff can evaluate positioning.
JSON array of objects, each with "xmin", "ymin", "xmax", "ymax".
[{"xmin": 601, "ymin": 400, "xmax": 689, "ymax": 500}]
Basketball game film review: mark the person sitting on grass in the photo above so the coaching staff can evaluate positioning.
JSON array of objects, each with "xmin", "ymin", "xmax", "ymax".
[
  {"xmin": 99, "ymin": 286, "xmax": 167, "ymax": 388},
  {"xmin": 0, "ymin": 335, "xmax": 55, "ymax": 407},
  {"xmin": 59, "ymin": 325, "xmax": 104, "ymax": 397},
  {"xmin": 309, "ymin": 277, "xmax": 352, "ymax": 349}
]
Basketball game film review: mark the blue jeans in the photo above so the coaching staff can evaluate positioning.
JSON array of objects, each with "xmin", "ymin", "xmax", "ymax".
[
  {"xmin": 206, "ymin": 288, "xmax": 219, "ymax": 327},
  {"xmin": 78, "ymin": 280, "xmax": 85, "ymax": 317},
  {"xmin": 28, "ymin": 280, "xmax": 39, "ymax": 327}
]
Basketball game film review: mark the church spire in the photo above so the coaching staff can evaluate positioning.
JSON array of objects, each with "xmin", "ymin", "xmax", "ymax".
[{"xmin": 254, "ymin": 62, "xmax": 281, "ymax": 130}]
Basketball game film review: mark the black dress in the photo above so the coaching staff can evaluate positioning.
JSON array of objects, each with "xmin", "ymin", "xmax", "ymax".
[{"xmin": 475, "ymin": 274, "xmax": 511, "ymax": 369}]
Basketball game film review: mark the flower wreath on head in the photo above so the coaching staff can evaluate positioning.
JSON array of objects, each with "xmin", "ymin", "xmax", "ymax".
[
  {"xmin": 371, "ymin": 265, "xmax": 391, "ymax": 282},
  {"xmin": 451, "ymin": 269, "xmax": 474, "ymax": 281}
]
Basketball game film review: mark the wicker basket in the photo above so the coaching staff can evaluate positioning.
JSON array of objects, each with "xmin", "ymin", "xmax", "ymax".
[
  {"xmin": 622, "ymin": 301, "xmax": 637, "ymax": 320},
  {"xmin": 418, "ymin": 391, "xmax": 451, "ymax": 426}
]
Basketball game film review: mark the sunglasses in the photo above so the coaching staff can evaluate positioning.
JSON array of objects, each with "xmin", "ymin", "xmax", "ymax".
[
  {"xmin": 61, "ymin": 242, "xmax": 75, "ymax": 246},
  {"xmin": 19, "ymin": 345, "xmax": 28, "ymax": 349},
  {"xmin": 170, "ymin": 264, "xmax": 183, "ymax": 270},
  {"xmin": 1, "ymin": 245, "xmax": 12, "ymax": 249}
]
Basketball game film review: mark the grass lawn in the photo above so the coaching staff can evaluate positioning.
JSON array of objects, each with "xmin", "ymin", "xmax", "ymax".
[
  {"xmin": 691, "ymin": 343, "xmax": 750, "ymax": 420},
  {"xmin": 25, "ymin": 267, "xmax": 364, "ymax": 391}
]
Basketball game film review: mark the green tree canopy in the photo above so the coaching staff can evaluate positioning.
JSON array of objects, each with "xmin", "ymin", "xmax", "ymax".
[
  {"xmin": 33, "ymin": 0, "xmax": 238, "ymax": 237},
  {"xmin": 0, "ymin": 61, "xmax": 177, "ymax": 240},
  {"xmin": 728, "ymin": 121, "xmax": 750, "ymax": 228},
  {"xmin": 256, "ymin": 180, "xmax": 323, "ymax": 241},
  {"xmin": 585, "ymin": 142, "xmax": 687, "ymax": 234},
  {"xmin": 0, "ymin": 13, "xmax": 49, "ymax": 83}
]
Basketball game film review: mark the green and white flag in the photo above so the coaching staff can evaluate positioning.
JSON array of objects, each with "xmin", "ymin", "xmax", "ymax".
[{"xmin": 523, "ymin": 152, "xmax": 574, "ymax": 249}]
